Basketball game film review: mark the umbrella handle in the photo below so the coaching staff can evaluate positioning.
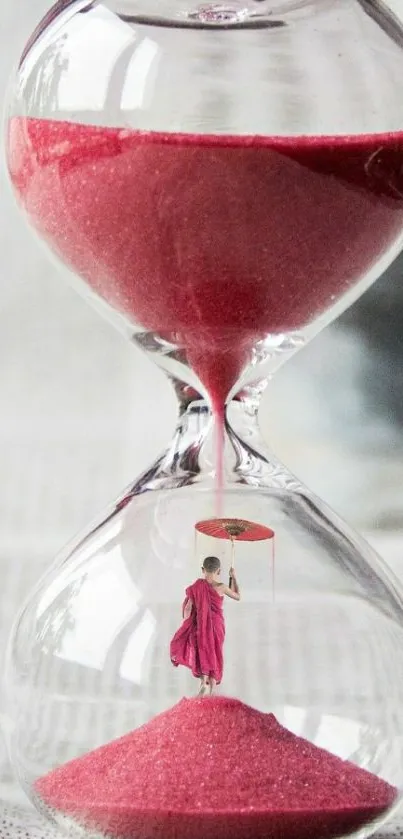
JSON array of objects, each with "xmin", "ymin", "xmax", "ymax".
[{"xmin": 229, "ymin": 537, "xmax": 235, "ymax": 587}]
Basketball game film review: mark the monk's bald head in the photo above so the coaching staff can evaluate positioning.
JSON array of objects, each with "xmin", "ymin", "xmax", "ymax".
[{"xmin": 202, "ymin": 556, "xmax": 221, "ymax": 575}]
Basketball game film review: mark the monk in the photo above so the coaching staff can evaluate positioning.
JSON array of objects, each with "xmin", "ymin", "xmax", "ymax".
[{"xmin": 170, "ymin": 556, "xmax": 241, "ymax": 696}]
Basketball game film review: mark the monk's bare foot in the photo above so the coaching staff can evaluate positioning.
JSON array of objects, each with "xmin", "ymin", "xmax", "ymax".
[{"xmin": 198, "ymin": 681, "xmax": 208, "ymax": 697}]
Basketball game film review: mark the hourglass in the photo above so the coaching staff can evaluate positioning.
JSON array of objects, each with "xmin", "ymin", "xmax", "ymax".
[{"xmin": 5, "ymin": 0, "xmax": 403, "ymax": 837}]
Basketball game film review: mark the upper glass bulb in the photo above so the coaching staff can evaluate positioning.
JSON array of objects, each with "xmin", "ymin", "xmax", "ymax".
[{"xmin": 6, "ymin": 0, "xmax": 403, "ymax": 404}]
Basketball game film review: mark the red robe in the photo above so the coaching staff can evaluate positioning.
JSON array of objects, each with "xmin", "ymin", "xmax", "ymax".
[{"xmin": 170, "ymin": 578, "xmax": 225, "ymax": 683}]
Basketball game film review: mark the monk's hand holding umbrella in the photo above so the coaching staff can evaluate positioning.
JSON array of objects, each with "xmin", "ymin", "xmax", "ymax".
[{"xmin": 229, "ymin": 566, "xmax": 240, "ymax": 595}]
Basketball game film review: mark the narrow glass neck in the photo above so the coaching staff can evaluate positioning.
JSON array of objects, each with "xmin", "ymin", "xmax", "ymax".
[{"xmin": 127, "ymin": 383, "xmax": 300, "ymax": 495}]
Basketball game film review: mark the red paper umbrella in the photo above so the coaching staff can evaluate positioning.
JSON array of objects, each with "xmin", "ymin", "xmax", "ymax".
[
  {"xmin": 195, "ymin": 518, "xmax": 276, "ymax": 594},
  {"xmin": 195, "ymin": 518, "xmax": 274, "ymax": 542}
]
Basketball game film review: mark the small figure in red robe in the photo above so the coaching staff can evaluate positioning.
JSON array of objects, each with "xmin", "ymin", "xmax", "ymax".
[{"xmin": 170, "ymin": 556, "xmax": 241, "ymax": 696}]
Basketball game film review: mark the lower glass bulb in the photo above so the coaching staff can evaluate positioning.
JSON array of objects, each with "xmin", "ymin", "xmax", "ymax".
[{"xmin": 5, "ymin": 398, "xmax": 403, "ymax": 839}]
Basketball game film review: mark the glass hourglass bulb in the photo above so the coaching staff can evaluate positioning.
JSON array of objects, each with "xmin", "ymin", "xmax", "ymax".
[{"xmin": 4, "ymin": 1, "xmax": 403, "ymax": 838}]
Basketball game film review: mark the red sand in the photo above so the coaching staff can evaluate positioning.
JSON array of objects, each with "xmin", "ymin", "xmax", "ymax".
[
  {"xmin": 7, "ymin": 119, "xmax": 403, "ymax": 408},
  {"xmin": 35, "ymin": 697, "xmax": 396, "ymax": 839}
]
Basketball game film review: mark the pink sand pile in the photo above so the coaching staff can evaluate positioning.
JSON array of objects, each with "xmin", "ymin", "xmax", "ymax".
[{"xmin": 35, "ymin": 696, "xmax": 396, "ymax": 839}]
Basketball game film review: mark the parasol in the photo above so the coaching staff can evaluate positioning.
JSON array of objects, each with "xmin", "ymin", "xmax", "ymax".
[
  {"xmin": 195, "ymin": 517, "xmax": 275, "ymax": 591},
  {"xmin": 195, "ymin": 518, "xmax": 274, "ymax": 542}
]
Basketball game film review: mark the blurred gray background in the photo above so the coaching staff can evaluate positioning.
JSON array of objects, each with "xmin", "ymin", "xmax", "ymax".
[{"xmin": 1, "ymin": 0, "xmax": 403, "ymax": 799}]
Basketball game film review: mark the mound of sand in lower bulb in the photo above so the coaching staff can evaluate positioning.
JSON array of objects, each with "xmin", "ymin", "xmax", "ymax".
[{"xmin": 35, "ymin": 696, "xmax": 396, "ymax": 839}]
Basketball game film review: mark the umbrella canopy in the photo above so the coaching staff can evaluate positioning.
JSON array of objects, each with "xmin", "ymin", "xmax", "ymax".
[{"xmin": 195, "ymin": 518, "xmax": 274, "ymax": 542}]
